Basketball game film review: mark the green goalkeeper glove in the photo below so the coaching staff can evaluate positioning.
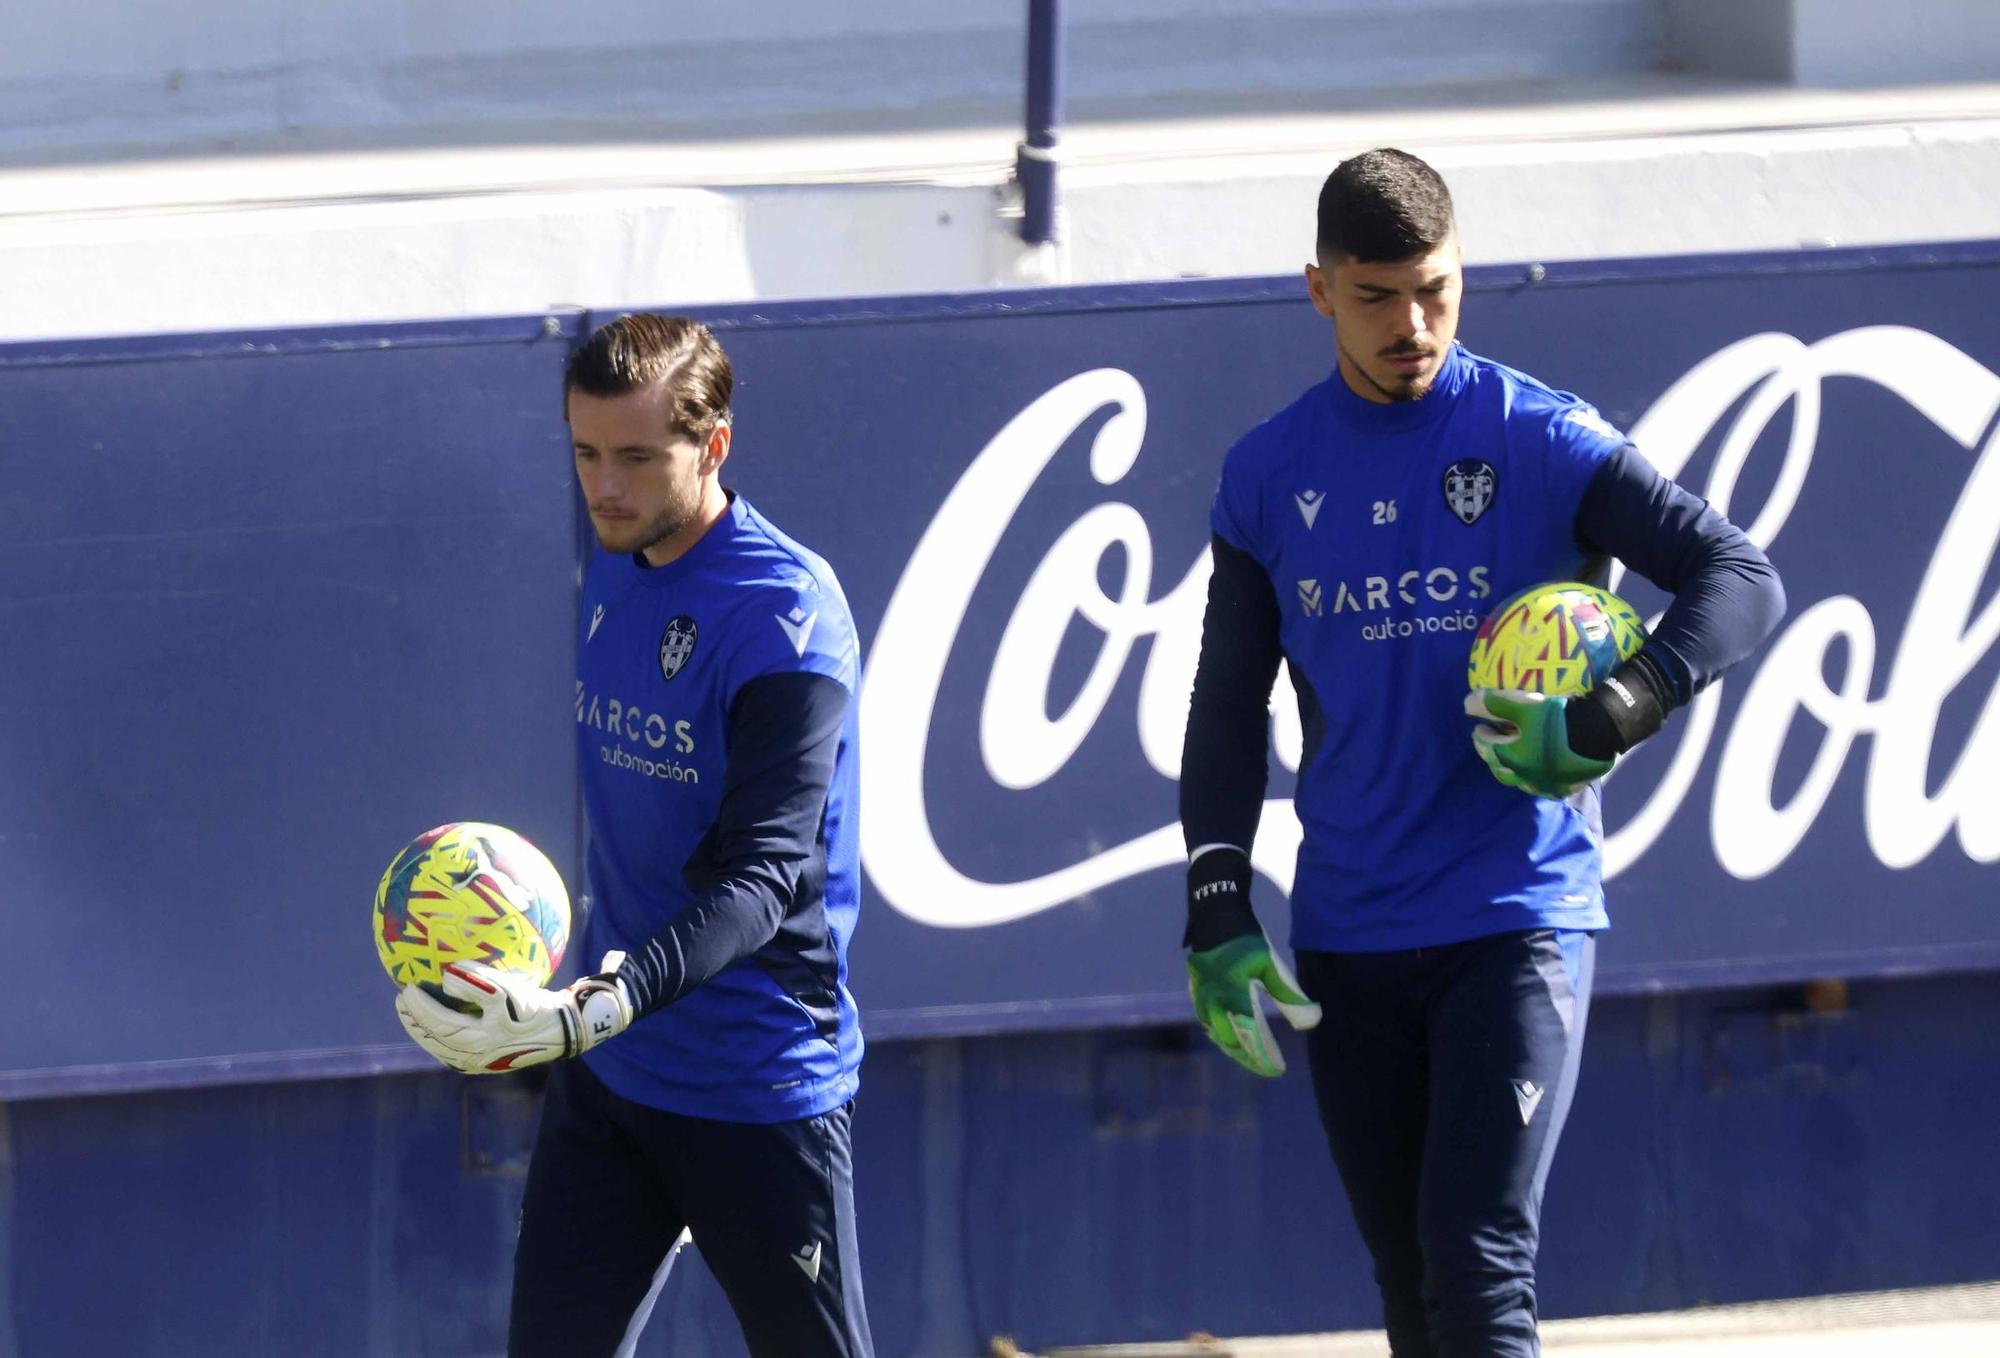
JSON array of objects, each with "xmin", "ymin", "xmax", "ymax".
[
  {"xmin": 1468, "ymin": 654, "xmax": 1676, "ymax": 799},
  {"xmin": 1183, "ymin": 850, "xmax": 1321, "ymax": 1078},
  {"xmin": 1188, "ymin": 934, "xmax": 1322, "ymax": 1078},
  {"xmin": 1465, "ymin": 688, "xmax": 1611, "ymax": 800}
]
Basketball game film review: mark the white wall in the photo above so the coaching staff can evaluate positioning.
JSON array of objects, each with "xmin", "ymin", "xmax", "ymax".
[
  {"xmin": 3, "ymin": 1, "xmax": 1999, "ymax": 340},
  {"xmin": 1065, "ymin": 120, "xmax": 2000, "ymax": 282},
  {"xmin": 1665, "ymin": 0, "xmax": 2000, "ymax": 85},
  {"xmin": 8, "ymin": 1, "xmax": 1993, "ymax": 158},
  {"xmin": 1793, "ymin": 0, "xmax": 2000, "ymax": 86},
  {"xmin": 1664, "ymin": 0, "xmax": 1793, "ymax": 81},
  {"xmin": 0, "ymin": 1, "xmax": 1664, "ymax": 154},
  {"xmin": 5, "ymin": 105, "xmax": 1999, "ymax": 341}
]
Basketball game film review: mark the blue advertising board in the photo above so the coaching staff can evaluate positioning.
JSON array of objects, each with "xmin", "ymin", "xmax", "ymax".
[
  {"xmin": 709, "ymin": 245, "xmax": 2000, "ymax": 1034},
  {"xmin": 4, "ymin": 244, "xmax": 1999, "ymax": 1095},
  {"xmin": 0, "ymin": 317, "xmax": 585, "ymax": 1094}
]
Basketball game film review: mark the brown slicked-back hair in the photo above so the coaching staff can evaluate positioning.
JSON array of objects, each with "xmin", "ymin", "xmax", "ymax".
[{"xmin": 564, "ymin": 313, "xmax": 733, "ymax": 439}]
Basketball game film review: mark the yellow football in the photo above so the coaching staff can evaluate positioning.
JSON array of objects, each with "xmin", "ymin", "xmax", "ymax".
[
  {"xmin": 1467, "ymin": 581, "xmax": 1648, "ymax": 696},
  {"xmin": 373, "ymin": 822, "xmax": 571, "ymax": 1000}
]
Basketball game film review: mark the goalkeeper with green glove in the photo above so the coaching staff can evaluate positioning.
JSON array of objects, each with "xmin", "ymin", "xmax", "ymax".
[
  {"xmin": 1184, "ymin": 847, "xmax": 1321, "ymax": 1077},
  {"xmin": 1180, "ymin": 150, "xmax": 1783, "ymax": 1358}
]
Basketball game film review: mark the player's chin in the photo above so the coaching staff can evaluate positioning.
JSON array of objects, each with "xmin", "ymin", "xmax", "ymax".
[
  {"xmin": 1374, "ymin": 359, "xmax": 1437, "ymax": 401},
  {"xmin": 591, "ymin": 521, "xmax": 641, "ymax": 553},
  {"xmin": 1403, "ymin": 361, "xmax": 1444, "ymax": 396}
]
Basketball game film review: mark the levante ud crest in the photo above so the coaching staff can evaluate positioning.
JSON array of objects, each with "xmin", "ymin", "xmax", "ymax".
[
  {"xmin": 1443, "ymin": 458, "xmax": 1497, "ymax": 525},
  {"xmin": 658, "ymin": 615, "xmax": 699, "ymax": 680}
]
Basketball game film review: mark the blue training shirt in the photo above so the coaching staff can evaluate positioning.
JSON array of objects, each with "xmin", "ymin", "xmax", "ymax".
[
  {"xmin": 1194, "ymin": 341, "xmax": 1780, "ymax": 953},
  {"xmin": 574, "ymin": 493, "xmax": 864, "ymax": 1122}
]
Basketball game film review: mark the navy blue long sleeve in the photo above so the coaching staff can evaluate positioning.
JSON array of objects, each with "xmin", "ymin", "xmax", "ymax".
[
  {"xmin": 1572, "ymin": 444, "xmax": 1787, "ymax": 702},
  {"xmin": 613, "ymin": 671, "xmax": 848, "ymax": 1017},
  {"xmin": 1181, "ymin": 534, "xmax": 1284, "ymax": 857}
]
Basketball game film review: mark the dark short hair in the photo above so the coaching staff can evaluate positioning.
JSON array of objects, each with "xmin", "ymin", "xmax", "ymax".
[
  {"xmin": 564, "ymin": 313, "xmax": 733, "ymax": 439},
  {"xmin": 1316, "ymin": 149, "xmax": 1456, "ymax": 263}
]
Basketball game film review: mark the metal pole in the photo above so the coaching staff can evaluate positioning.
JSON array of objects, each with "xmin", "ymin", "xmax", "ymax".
[{"xmin": 1018, "ymin": 0, "xmax": 1065, "ymax": 245}]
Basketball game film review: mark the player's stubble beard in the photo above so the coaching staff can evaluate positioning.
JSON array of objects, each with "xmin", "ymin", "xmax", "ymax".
[
  {"xmin": 1339, "ymin": 336, "xmax": 1440, "ymax": 403},
  {"xmin": 598, "ymin": 462, "xmax": 705, "ymax": 561}
]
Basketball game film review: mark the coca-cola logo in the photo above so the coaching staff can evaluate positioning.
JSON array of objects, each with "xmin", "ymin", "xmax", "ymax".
[
  {"xmin": 1612, "ymin": 326, "xmax": 2000, "ymax": 881},
  {"xmin": 859, "ymin": 327, "xmax": 2000, "ymax": 928}
]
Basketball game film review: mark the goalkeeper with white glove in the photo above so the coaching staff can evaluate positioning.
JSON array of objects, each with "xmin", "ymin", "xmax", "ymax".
[
  {"xmin": 404, "ymin": 314, "xmax": 876, "ymax": 1358},
  {"xmin": 395, "ymin": 952, "xmax": 635, "ymax": 1074}
]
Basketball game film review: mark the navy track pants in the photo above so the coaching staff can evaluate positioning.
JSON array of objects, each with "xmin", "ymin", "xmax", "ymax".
[
  {"xmin": 1297, "ymin": 928, "xmax": 1594, "ymax": 1358},
  {"xmin": 508, "ymin": 1058, "xmax": 874, "ymax": 1358}
]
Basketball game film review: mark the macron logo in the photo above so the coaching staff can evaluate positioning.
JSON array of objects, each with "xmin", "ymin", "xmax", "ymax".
[
  {"xmin": 587, "ymin": 604, "xmax": 605, "ymax": 642},
  {"xmin": 1512, "ymin": 1079, "xmax": 1545, "ymax": 1125},
  {"xmin": 791, "ymin": 1240, "xmax": 823, "ymax": 1283},
  {"xmin": 1295, "ymin": 489, "xmax": 1324, "ymax": 530},
  {"xmin": 776, "ymin": 607, "xmax": 818, "ymax": 658},
  {"xmin": 1297, "ymin": 579, "xmax": 1323, "ymax": 616}
]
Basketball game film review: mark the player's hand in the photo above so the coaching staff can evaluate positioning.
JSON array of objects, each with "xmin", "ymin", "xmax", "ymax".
[
  {"xmin": 1465, "ymin": 688, "xmax": 1614, "ymax": 799},
  {"xmin": 1181, "ymin": 848, "xmax": 1321, "ymax": 1077},
  {"xmin": 1187, "ymin": 933, "xmax": 1321, "ymax": 1078},
  {"xmin": 395, "ymin": 953, "xmax": 634, "ymax": 1074}
]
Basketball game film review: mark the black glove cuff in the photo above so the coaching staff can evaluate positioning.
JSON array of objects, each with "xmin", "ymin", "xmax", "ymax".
[
  {"xmin": 1183, "ymin": 850, "xmax": 1260, "ymax": 951},
  {"xmin": 1568, "ymin": 650, "xmax": 1674, "ymax": 760}
]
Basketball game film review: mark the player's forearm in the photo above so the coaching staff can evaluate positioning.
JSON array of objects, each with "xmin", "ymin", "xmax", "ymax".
[
  {"xmin": 614, "ymin": 867, "xmax": 799, "ymax": 1015},
  {"xmin": 1642, "ymin": 547, "xmax": 1785, "ymax": 696},
  {"xmin": 1181, "ymin": 702, "xmax": 1273, "ymax": 857},
  {"xmin": 617, "ymin": 671, "xmax": 848, "ymax": 1018},
  {"xmin": 1180, "ymin": 534, "xmax": 1285, "ymax": 856},
  {"xmin": 1574, "ymin": 445, "xmax": 1787, "ymax": 697}
]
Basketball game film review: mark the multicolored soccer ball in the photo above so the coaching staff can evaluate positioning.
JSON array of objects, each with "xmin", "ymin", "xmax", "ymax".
[
  {"xmin": 373, "ymin": 822, "xmax": 571, "ymax": 1002},
  {"xmin": 1468, "ymin": 581, "xmax": 1648, "ymax": 696}
]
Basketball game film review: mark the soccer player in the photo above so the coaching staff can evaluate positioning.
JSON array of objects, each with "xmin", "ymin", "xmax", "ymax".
[
  {"xmin": 396, "ymin": 314, "xmax": 874, "ymax": 1358},
  {"xmin": 1179, "ymin": 150, "xmax": 1784, "ymax": 1357}
]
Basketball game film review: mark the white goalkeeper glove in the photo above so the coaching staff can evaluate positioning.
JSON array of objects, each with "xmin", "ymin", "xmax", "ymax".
[{"xmin": 395, "ymin": 952, "xmax": 634, "ymax": 1074}]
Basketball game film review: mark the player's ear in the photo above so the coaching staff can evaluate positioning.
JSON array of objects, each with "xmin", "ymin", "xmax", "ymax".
[
  {"xmin": 1305, "ymin": 261, "xmax": 1336, "ymax": 319},
  {"xmin": 702, "ymin": 423, "xmax": 732, "ymax": 475}
]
